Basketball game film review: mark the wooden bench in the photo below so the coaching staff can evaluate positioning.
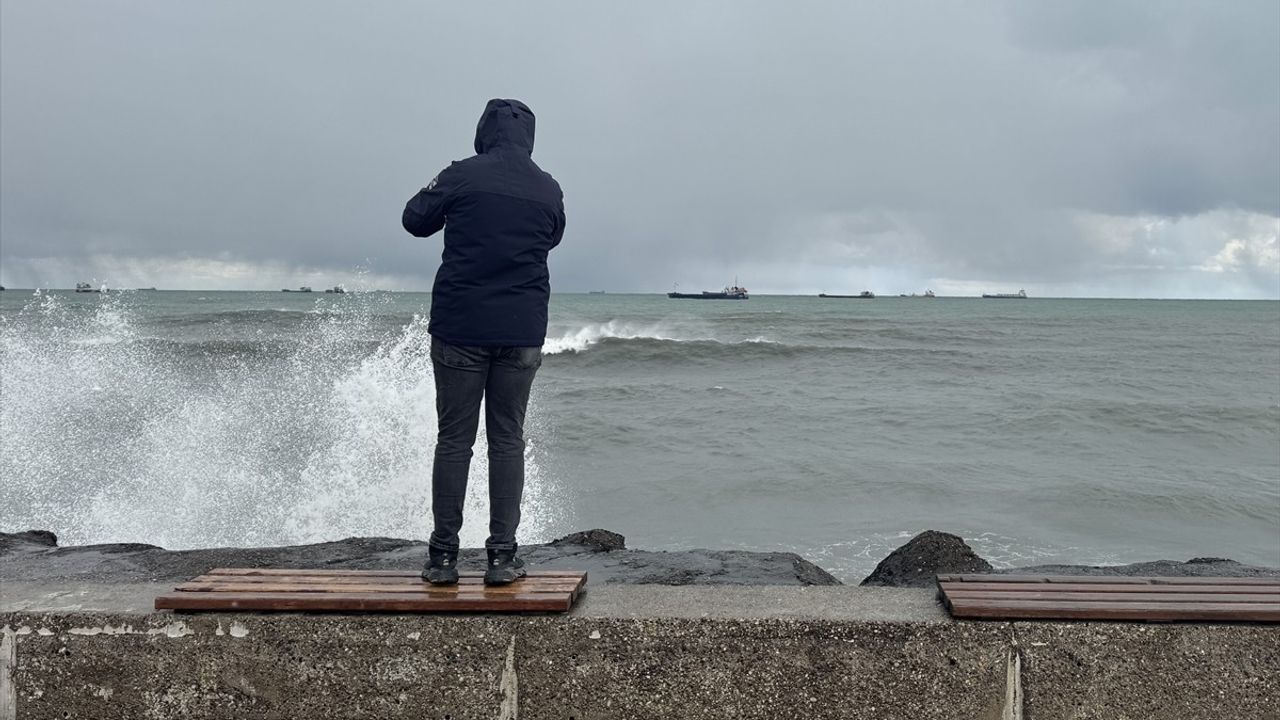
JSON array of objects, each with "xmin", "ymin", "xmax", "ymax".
[
  {"xmin": 154, "ymin": 568, "xmax": 588, "ymax": 613},
  {"xmin": 937, "ymin": 574, "xmax": 1280, "ymax": 623}
]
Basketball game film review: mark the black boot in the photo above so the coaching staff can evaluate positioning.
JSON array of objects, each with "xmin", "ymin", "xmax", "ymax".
[
  {"xmin": 484, "ymin": 547, "xmax": 527, "ymax": 585},
  {"xmin": 422, "ymin": 547, "xmax": 459, "ymax": 585}
]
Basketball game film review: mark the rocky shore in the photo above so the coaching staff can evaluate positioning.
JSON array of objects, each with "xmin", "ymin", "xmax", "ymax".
[{"xmin": 3, "ymin": 527, "xmax": 1276, "ymax": 586}]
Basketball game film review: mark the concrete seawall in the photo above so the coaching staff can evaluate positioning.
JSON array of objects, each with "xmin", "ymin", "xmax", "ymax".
[{"xmin": 2, "ymin": 583, "xmax": 1277, "ymax": 719}]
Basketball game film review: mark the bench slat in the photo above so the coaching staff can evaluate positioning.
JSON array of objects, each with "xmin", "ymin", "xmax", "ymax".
[
  {"xmin": 939, "ymin": 582, "xmax": 1278, "ymax": 594},
  {"xmin": 945, "ymin": 590, "xmax": 1278, "ymax": 604},
  {"xmin": 944, "ymin": 598, "xmax": 1280, "ymax": 623},
  {"xmin": 156, "ymin": 569, "xmax": 587, "ymax": 613},
  {"xmin": 156, "ymin": 590, "xmax": 573, "ymax": 613},
  {"xmin": 936, "ymin": 574, "xmax": 1278, "ymax": 586},
  {"xmin": 176, "ymin": 580, "xmax": 584, "ymax": 595},
  {"xmin": 205, "ymin": 567, "xmax": 575, "ymax": 578},
  {"xmin": 937, "ymin": 574, "xmax": 1280, "ymax": 623}
]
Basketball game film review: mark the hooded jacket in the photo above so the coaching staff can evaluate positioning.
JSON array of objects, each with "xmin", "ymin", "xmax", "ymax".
[{"xmin": 403, "ymin": 99, "xmax": 565, "ymax": 347}]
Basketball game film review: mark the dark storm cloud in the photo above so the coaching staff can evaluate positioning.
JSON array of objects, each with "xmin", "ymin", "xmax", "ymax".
[{"xmin": 1, "ymin": 1, "xmax": 1277, "ymax": 297}]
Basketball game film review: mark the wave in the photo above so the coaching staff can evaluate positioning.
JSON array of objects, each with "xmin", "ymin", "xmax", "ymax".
[
  {"xmin": 0, "ymin": 290, "xmax": 560, "ymax": 550},
  {"xmin": 542, "ymin": 322, "xmax": 985, "ymax": 366},
  {"xmin": 542, "ymin": 321, "xmax": 695, "ymax": 354}
]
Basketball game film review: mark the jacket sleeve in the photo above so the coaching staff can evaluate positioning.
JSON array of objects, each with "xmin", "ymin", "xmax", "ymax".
[
  {"xmin": 550, "ymin": 193, "xmax": 566, "ymax": 249},
  {"xmin": 402, "ymin": 165, "xmax": 456, "ymax": 238}
]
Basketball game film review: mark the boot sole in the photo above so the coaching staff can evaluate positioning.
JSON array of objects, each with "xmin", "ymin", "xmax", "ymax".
[
  {"xmin": 422, "ymin": 570, "xmax": 459, "ymax": 586},
  {"xmin": 483, "ymin": 569, "xmax": 527, "ymax": 586}
]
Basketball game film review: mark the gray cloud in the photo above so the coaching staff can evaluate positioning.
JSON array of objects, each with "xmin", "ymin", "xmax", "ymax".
[{"xmin": 1, "ymin": 1, "xmax": 1277, "ymax": 297}]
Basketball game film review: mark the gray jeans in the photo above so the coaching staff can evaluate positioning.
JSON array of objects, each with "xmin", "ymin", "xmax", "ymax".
[{"xmin": 429, "ymin": 336, "xmax": 542, "ymax": 552}]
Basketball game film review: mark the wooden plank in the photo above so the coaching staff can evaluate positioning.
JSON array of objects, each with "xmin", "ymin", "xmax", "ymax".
[
  {"xmin": 937, "ymin": 574, "xmax": 1278, "ymax": 586},
  {"xmin": 936, "ymin": 574, "xmax": 1280, "ymax": 622},
  {"xmin": 175, "ymin": 580, "xmax": 585, "ymax": 595},
  {"xmin": 205, "ymin": 567, "xmax": 576, "ymax": 578},
  {"xmin": 189, "ymin": 573, "xmax": 579, "ymax": 586},
  {"xmin": 1148, "ymin": 576, "xmax": 1280, "ymax": 586},
  {"xmin": 938, "ymin": 581, "xmax": 1279, "ymax": 595},
  {"xmin": 944, "ymin": 598, "xmax": 1280, "ymax": 623},
  {"xmin": 156, "ymin": 569, "xmax": 587, "ymax": 613},
  {"xmin": 937, "ymin": 574, "xmax": 1149, "ymax": 584},
  {"xmin": 944, "ymin": 590, "xmax": 1279, "ymax": 604},
  {"xmin": 155, "ymin": 590, "xmax": 572, "ymax": 613}
]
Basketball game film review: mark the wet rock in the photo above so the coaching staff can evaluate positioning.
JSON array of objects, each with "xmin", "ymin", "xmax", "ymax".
[
  {"xmin": 0, "ymin": 529, "xmax": 841, "ymax": 586},
  {"xmin": 549, "ymin": 528, "xmax": 626, "ymax": 551},
  {"xmin": 0, "ymin": 529, "xmax": 59, "ymax": 554},
  {"xmin": 860, "ymin": 530, "xmax": 993, "ymax": 588}
]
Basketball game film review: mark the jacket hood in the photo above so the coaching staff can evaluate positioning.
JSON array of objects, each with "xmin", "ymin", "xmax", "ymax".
[{"xmin": 474, "ymin": 99, "xmax": 536, "ymax": 155}]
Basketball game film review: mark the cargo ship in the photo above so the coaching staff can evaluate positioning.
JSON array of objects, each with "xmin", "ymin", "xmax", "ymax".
[
  {"xmin": 819, "ymin": 291, "xmax": 875, "ymax": 299},
  {"xmin": 668, "ymin": 282, "xmax": 748, "ymax": 300},
  {"xmin": 982, "ymin": 289, "xmax": 1027, "ymax": 299}
]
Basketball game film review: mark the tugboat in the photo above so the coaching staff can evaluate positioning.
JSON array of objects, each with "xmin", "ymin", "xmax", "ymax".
[
  {"xmin": 75, "ymin": 282, "xmax": 101, "ymax": 293},
  {"xmin": 668, "ymin": 282, "xmax": 748, "ymax": 300},
  {"xmin": 282, "ymin": 286, "xmax": 313, "ymax": 293},
  {"xmin": 324, "ymin": 286, "xmax": 346, "ymax": 294},
  {"xmin": 819, "ymin": 290, "xmax": 875, "ymax": 299},
  {"xmin": 982, "ymin": 289, "xmax": 1027, "ymax": 299}
]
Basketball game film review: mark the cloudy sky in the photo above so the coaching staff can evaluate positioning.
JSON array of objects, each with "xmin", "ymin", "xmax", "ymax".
[{"xmin": 2, "ymin": 1, "xmax": 1277, "ymax": 298}]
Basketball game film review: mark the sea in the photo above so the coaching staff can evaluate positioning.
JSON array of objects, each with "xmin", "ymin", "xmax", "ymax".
[{"xmin": 2, "ymin": 289, "xmax": 1277, "ymax": 581}]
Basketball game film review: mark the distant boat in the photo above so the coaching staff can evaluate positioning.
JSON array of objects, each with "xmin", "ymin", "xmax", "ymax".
[
  {"xmin": 324, "ymin": 286, "xmax": 345, "ymax": 294},
  {"xmin": 669, "ymin": 283, "xmax": 748, "ymax": 300},
  {"xmin": 819, "ymin": 291, "xmax": 875, "ymax": 299},
  {"xmin": 139, "ymin": 287, "xmax": 158, "ymax": 291},
  {"xmin": 588, "ymin": 290, "xmax": 606, "ymax": 295},
  {"xmin": 982, "ymin": 289, "xmax": 1027, "ymax": 299},
  {"xmin": 898, "ymin": 289, "xmax": 936, "ymax": 298},
  {"xmin": 75, "ymin": 282, "xmax": 101, "ymax": 293},
  {"xmin": 282, "ymin": 286, "xmax": 313, "ymax": 293}
]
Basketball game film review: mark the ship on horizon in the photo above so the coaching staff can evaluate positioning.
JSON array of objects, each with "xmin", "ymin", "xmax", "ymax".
[
  {"xmin": 819, "ymin": 290, "xmax": 875, "ymax": 299},
  {"xmin": 982, "ymin": 289, "xmax": 1027, "ymax": 299},
  {"xmin": 668, "ymin": 281, "xmax": 748, "ymax": 300}
]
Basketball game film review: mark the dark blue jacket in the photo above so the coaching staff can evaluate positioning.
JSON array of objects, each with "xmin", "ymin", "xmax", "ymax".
[{"xmin": 403, "ymin": 99, "xmax": 565, "ymax": 347}]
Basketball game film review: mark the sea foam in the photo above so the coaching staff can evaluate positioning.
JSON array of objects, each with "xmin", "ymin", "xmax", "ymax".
[{"xmin": 0, "ymin": 291, "xmax": 559, "ymax": 549}]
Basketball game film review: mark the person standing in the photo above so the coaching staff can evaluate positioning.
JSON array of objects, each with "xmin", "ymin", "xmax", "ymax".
[{"xmin": 402, "ymin": 99, "xmax": 565, "ymax": 585}]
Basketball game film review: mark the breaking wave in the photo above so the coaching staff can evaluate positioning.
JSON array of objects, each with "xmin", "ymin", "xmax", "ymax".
[
  {"xmin": 542, "ymin": 321, "xmax": 694, "ymax": 354},
  {"xmin": 0, "ymin": 291, "xmax": 560, "ymax": 549}
]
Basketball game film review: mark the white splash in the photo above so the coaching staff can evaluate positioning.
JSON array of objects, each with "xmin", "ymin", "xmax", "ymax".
[
  {"xmin": 0, "ymin": 291, "xmax": 560, "ymax": 550},
  {"xmin": 542, "ymin": 320, "xmax": 688, "ymax": 354}
]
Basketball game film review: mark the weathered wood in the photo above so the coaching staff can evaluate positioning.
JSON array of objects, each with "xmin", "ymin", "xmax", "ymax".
[
  {"xmin": 944, "ymin": 599, "xmax": 1280, "ymax": 623},
  {"xmin": 205, "ymin": 567, "xmax": 572, "ymax": 578},
  {"xmin": 939, "ymin": 581, "xmax": 1279, "ymax": 595},
  {"xmin": 937, "ymin": 574, "xmax": 1277, "ymax": 586},
  {"xmin": 936, "ymin": 574, "xmax": 1280, "ymax": 623},
  {"xmin": 155, "ymin": 569, "xmax": 588, "ymax": 613},
  {"xmin": 1147, "ymin": 576, "xmax": 1279, "ymax": 586},
  {"xmin": 945, "ymin": 591, "xmax": 1279, "ymax": 604},
  {"xmin": 189, "ymin": 573, "xmax": 576, "ymax": 586},
  {"xmin": 176, "ymin": 580, "xmax": 584, "ymax": 595},
  {"xmin": 936, "ymin": 574, "xmax": 1149, "ymax": 584},
  {"xmin": 156, "ymin": 591, "xmax": 574, "ymax": 613}
]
